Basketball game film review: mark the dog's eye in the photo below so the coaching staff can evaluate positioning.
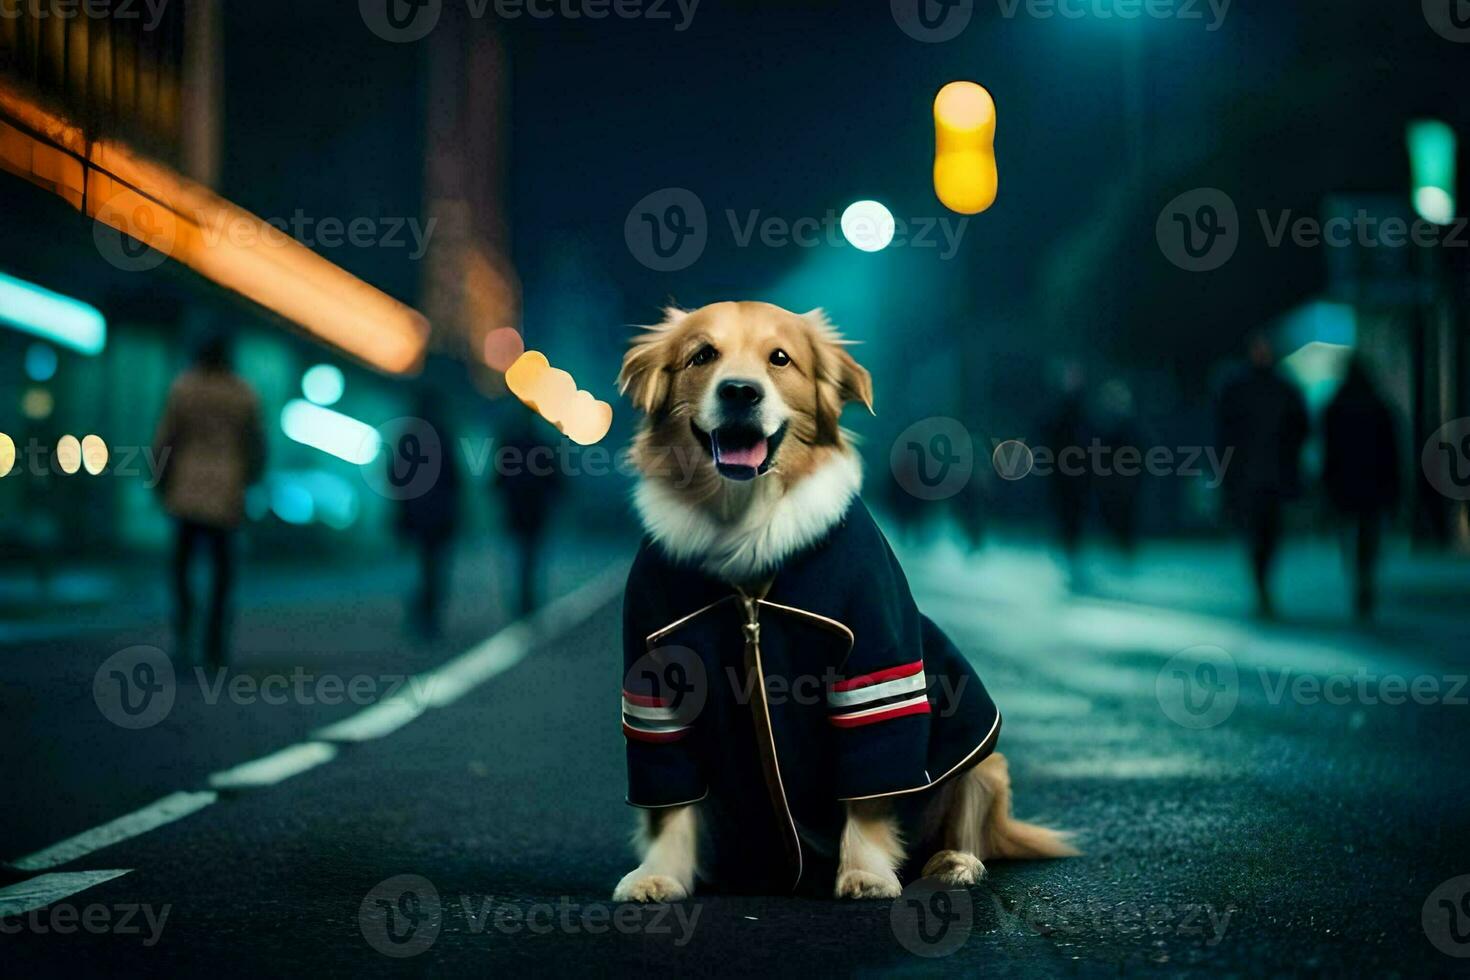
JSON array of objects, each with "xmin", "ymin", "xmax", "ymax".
[
  {"xmin": 769, "ymin": 348, "xmax": 791, "ymax": 367},
  {"xmin": 687, "ymin": 345, "xmax": 719, "ymax": 368}
]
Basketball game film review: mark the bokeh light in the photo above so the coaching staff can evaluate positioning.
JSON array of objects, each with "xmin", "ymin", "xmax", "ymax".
[
  {"xmin": 24, "ymin": 342, "xmax": 58, "ymax": 382},
  {"xmin": 933, "ymin": 80, "xmax": 998, "ymax": 215},
  {"xmin": 505, "ymin": 350, "xmax": 613, "ymax": 446},
  {"xmin": 21, "ymin": 388, "xmax": 53, "ymax": 420},
  {"xmin": 0, "ymin": 432, "xmax": 14, "ymax": 478},
  {"xmin": 840, "ymin": 200, "xmax": 896, "ymax": 252},
  {"xmin": 81, "ymin": 434, "xmax": 108, "ymax": 475},
  {"xmin": 301, "ymin": 364, "xmax": 346, "ymax": 407},
  {"xmin": 280, "ymin": 399, "xmax": 382, "ymax": 464},
  {"xmin": 1414, "ymin": 186, "xmax": 1454, "ymax": 226},
  {"xmin": 484, "ymin": 327, "xmax": 526, "ymax": 372},
  {"xmin": 56, "ymin": 434, "xmax": 81, "ymax": 474}
]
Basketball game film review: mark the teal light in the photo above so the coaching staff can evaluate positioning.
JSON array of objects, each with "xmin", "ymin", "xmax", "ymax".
[
  {"xmin": 280, "ymin": 399, "xmax": 381, "ymax": 464},
  {"xmin": 301, "ymin": 363, "xmax": 346, "ymax": 406},
  {"xmin": 0, "ymin": 272, "xmax": 107, "ymax": 355},
  {"xmin": 1407, "ymin": 120, "xmax": 1457, "ymax": 226},
  {"xmin": 271, "ymin": 481, "xmax": 315, "ymax": 525},
  {"xmin": 24, "ymin": 343, "xmax": 58, "ymax": 382}
]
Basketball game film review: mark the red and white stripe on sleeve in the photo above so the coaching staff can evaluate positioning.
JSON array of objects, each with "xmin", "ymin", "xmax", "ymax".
[
  {"xmin": 826, "ymin": 659, "xmax": 931, "ymax": 728},
  {"xmin": 622, "ymin": 690, "xmax": 693, "ymax": 743}
]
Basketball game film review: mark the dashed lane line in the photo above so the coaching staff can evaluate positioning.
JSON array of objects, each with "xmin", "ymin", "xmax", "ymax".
[
  {"xmin": 5, "ymin": 566, "xmax": 627, "ymax": 879},
  {"xmin": 208, "ymin": 741, "xmax": 339, "ymax": 791},
  {"xmin": 0, "ymin": 870, "xmax": 134, "ymax": 917},
  {"xmin": 9, "ymin": 792, "xmax": 218, "ymax": 873}
]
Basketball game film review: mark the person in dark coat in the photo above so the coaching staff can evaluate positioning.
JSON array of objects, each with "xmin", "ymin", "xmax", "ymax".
[
  {"xmin": 492, "ymin": 420, "xmax": 565, "ymax": 617},
  {"xmin": 1041, "ymin": 364, "xmax": 1091, "ymax": 584},
  {"xmin": 1322, "ymin": 358, "xmax": 1400, "ymax": 619},
  {"xmin": 394, "ymin": 393, "xmax": 461, "ymax": 636},
  {"xmin": 1217, "ymin": 334, "xmax": 1308, "ymax": 617},
  {"xmin": 1093, "ymin": 378, "xmax": 1145, "ymax": 561},
  {"xmin": 153, "ymin": 334, "xmax": 266, "ymax": 665}
]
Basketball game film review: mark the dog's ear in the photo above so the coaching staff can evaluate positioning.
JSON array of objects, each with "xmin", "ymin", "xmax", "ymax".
[
  {"xmin": 806, "ymin": 309, "xmax": 874, "ymax": 443},
  {"xmin": 617, "ymin": 307, "xmax": 686, "ymax": 416}
]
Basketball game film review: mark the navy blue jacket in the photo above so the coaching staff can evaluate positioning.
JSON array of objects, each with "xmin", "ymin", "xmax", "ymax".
[{"xmin": 622, "ymin": 499, "xmax": 1000, "ymax": 894}]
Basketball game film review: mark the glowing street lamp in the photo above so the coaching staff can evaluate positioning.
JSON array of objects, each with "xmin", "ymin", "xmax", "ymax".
[
  {"xmin": 1407, "ymin": 120, "xmax": 1457, "ymax": 226},
  {"xmin": 840, "ymin": 200, "xmax": 896, "ymax": 252}
]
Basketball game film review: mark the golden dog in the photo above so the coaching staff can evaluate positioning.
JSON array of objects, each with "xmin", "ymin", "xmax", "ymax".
[{"xmin": 613, "ymin": 301, "xmax": 1074, "ymax": 902}]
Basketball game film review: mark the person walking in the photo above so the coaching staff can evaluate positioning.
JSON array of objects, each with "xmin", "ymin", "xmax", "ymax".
[
  {"xmin": 1041, "ymin": 364, "xmax": 1092, "ymax": 586},
  {"xmin": 493, "ymin": 421, "xmax": 564, "ymax": 617},
  {"xmin": 152, "ymin": 334, "xmax": 265, "ymax": 665},
  {"xmin": 1322, "ymin": 358, "xmax": 1400, "ymax": 620},
  {"xmin": 393, "ymin": 392, "xmax": 462, "ymax": 637},
  {"xmin": 1093, "ymin": 378, "xmax": 1145, "ymax": 561},
  {"xmin": 1216, "ymin": 333, "xmax": 1308, "ymax": 618}
]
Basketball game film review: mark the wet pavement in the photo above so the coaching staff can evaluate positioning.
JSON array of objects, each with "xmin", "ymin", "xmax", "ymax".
[{"xmin": 2, "ymin": 534, "xmax": 1467, "ymax": 976}]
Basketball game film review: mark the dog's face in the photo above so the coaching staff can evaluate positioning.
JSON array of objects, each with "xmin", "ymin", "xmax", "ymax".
[{"xmin": 619, "ymin": 302, "xmax": 873, "ymax": 487}]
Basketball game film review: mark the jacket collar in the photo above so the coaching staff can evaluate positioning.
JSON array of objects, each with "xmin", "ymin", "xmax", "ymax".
[{"xmin": 633, "ymin": 450, "xmax": 863, "ymax": 583}]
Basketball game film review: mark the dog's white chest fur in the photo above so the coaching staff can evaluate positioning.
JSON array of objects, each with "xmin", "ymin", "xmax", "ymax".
[{"xmin": 633, "ymin": 450, "xmax": 864, "ymax": 582}]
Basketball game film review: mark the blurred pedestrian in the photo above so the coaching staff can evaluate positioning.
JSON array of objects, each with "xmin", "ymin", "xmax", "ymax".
[
  {"xmin": 1217, "ymin": 333, "xmax": 1308, "ymax": 618},
  {"xmin": 1042, "ymin": 363, "xmax": 1091, "ymax": 585},
  {"xmin": 1322, "ymin": 358, "xmax": 1400, "ymax": 620},
  {"xmin": 952, "ymin": 462, "xmax": 989, "ymax": 553},
  {"xmin": 1093, "ymin": 378, "xmax": 1144, "ymax": 560},
  {"xmin": 493, "ymin": 420, "xmax": 564, "ymax": 617},
  {"xmin": 152, "ymin": 334, "xmax": 265, "ymax": 666},
  {"xmin": 393, "ymin": 392, "xmax": 461, "ymax": 637}
]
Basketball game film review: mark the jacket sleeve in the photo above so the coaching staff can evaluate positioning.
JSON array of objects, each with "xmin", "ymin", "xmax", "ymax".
[
  {"xmin": 826, "ymin": 520, "xmax": 934, "ymax": 801},
  {"xmin": 623, "ymin": 545, "xmax": 707, "ymax": 808}
]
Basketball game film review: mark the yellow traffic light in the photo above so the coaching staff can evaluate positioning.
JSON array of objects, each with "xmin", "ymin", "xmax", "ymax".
[{"xmin": 933, "ymin": 81, "xmax": 998, "ymax": 215}]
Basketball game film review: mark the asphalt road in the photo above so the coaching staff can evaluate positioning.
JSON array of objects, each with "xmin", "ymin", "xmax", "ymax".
[{"xmin": 2, "ymin": 540, "xmax": 1467, "ymax": 976}]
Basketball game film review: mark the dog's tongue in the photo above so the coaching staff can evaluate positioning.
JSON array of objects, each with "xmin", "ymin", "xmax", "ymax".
[{"xmin": 713, "ymin": 431, "xmax": 768, "ymax": 469}]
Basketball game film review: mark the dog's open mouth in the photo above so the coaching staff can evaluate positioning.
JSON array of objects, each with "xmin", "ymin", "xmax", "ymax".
[{"xmin": 691, "ymin": 420, "xmax": 787, "ymax": 481}]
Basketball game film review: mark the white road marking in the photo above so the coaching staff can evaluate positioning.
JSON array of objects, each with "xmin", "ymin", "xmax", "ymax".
[
  {"xmin": 421, "ymin": 567, "xmax": 625, "ymax": 709},
  {"xmin": 0, "ymin": 869, "xmax": 133, "ymax": 916},
  {"xmin": 7, "ymin": 566, "xmax": 628, "ymax": 875},
  {"xmin": 208, "ymin": 741, "xmax": 338, "ymax": 790},
  {"xmin": 8, "ymin": 791, "xmax": 217, "ymax": 872},
  {"xmin": 421, "ymin": 621, "xmax": 534, "ymax": 708},
  {"xmin": 312, "ymin": 695, "xmax": 427, "ymax": 742}
]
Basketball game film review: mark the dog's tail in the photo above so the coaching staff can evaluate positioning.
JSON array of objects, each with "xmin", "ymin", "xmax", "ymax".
[{"xmin": 977, "ymin": 753, "xmax": 1079, "ymax": 860}]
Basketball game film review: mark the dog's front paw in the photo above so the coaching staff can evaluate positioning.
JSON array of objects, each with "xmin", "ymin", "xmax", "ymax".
[
  {"xmin": 922, "ymin": 849, "xmax": 987, "ymax": 886},
  {"xmin": 613, "ymin": 870, "xmax": 689, "ymax": 903},
  {"xmin": 835, "ymin": 868, "xmax": 902, "ymax": 900}
]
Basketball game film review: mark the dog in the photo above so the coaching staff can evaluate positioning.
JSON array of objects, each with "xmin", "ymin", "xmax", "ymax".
[{"xmin": 612, "ymin": 301, "xmax": 1074, "ymax": 902}]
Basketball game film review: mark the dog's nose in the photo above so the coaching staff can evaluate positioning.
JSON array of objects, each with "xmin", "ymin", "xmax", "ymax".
[{"xmin": 718, "ymin": 379, "xmax": 764, "ymax": 407}]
